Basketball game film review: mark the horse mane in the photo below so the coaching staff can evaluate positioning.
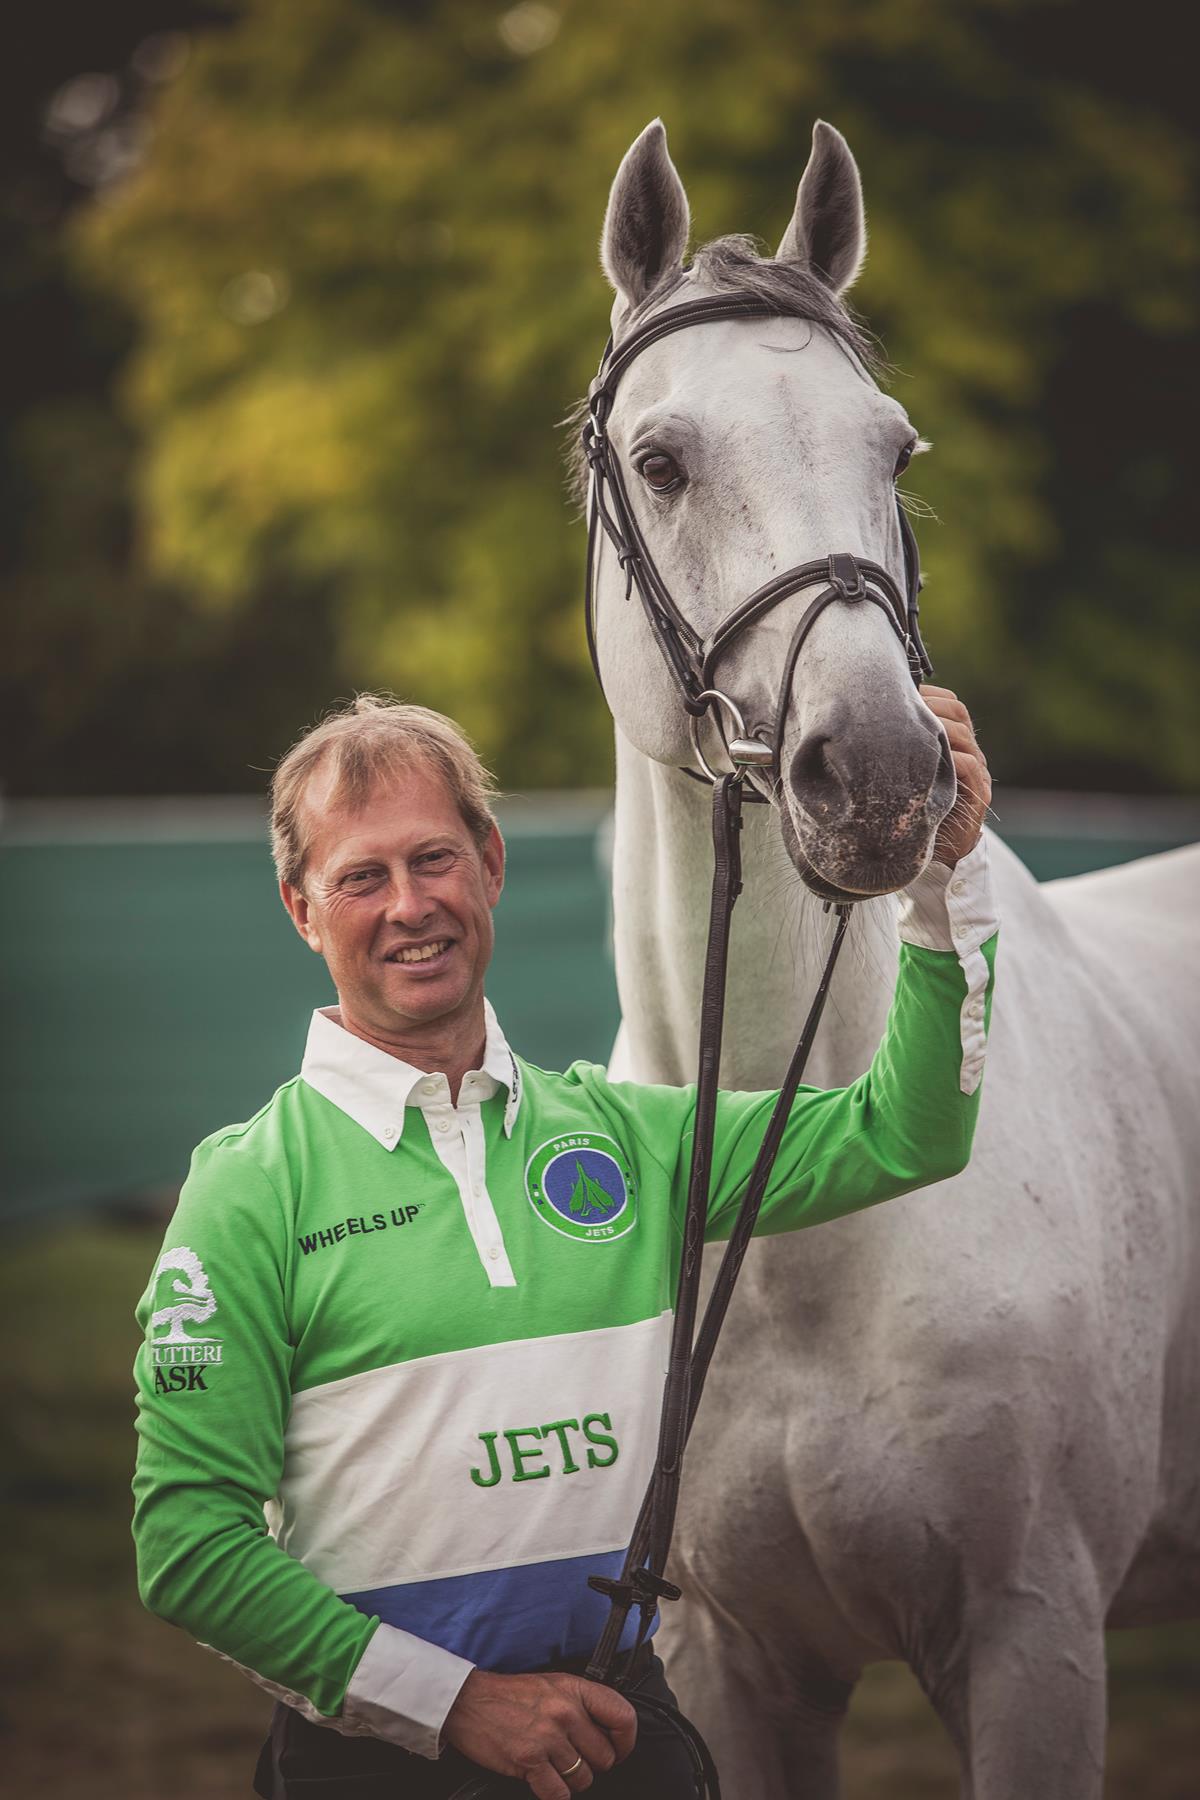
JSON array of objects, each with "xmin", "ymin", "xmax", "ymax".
[{"xmin": 563, "ymin": 233, "xmax": 882, "ymax": 509}]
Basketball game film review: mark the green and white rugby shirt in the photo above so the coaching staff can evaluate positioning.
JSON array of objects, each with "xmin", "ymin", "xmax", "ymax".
[{"xmin": 133, "ymin": 839, "xmax": 998, "ymax": 1758}]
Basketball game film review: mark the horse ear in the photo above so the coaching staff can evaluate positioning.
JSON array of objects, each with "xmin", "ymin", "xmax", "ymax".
[
  {"xmin": 776, "ymin": 120, "xmax": 866, "ymax": 294},
  {"xmin": 601, "ymin": 119, "xmax": 691, "ymax": 310}
]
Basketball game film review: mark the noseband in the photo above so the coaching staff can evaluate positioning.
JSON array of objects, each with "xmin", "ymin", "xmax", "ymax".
[{"xmin": 582, "ymin": 292, "xmax": 934, "ymax": 795}]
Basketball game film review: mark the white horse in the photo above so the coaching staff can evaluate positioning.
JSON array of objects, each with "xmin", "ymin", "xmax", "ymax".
[{"xmin": 586, "ymin": 118, "xmax": 1200, "ymax": 1798}]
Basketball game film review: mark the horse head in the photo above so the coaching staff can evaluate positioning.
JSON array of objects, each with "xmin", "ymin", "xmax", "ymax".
[{"xmin": 586, "ymin": 119, "xmax": 955, "ymax": 900}]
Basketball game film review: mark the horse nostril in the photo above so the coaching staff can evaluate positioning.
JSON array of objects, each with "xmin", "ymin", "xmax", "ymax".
[{"xmin": 789, "ymin": 732, "xmax": 852, "ymax": 825}]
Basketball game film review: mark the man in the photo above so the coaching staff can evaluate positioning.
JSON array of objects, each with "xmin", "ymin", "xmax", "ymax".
[{"xmin": 133, "ymin": 690, "xmax": 996, "ymax": 1800}]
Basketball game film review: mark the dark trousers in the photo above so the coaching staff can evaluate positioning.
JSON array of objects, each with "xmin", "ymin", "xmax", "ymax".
[{"xmin": 253, "ymin": 1653, "xmax": 698, "ymax": 1799}]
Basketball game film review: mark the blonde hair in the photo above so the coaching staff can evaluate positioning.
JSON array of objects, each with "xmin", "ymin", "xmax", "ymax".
[{"xmin": 270, "ymin": 694, "xmax": 498, "ymax": 890}]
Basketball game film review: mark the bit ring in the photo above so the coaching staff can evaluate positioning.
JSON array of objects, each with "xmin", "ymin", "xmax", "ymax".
[{"xmin": 688, "ymin": 689, "xmax": 770, "ymax": 783}]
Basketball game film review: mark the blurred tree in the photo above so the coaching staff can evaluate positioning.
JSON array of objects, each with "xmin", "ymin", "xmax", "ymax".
[
  {"xmin": 0, "ymin": 0, "xmax": 334, "ymax": 797},
  {"xmin": 3, "ymin": 0, "xmax": 1196, "ymax": 792}
]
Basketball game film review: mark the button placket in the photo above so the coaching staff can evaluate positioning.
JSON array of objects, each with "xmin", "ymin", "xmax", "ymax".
[
  {"xmin": 449, "ymin": 1105, "xmax": 515, "ymax": 1287},
  {"xmin": 459, "ymin": 1111, "xmax": 483, "ymax": 1236}
]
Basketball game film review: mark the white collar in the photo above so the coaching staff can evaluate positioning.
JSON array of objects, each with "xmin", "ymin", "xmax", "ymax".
[{"xmin": 299, "ymin": 998, "xmax": 522, "ymax": 1151}]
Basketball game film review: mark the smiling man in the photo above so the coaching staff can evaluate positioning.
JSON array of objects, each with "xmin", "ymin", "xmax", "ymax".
[
  {"xmin": 132, "ymin": 691, "xmax": 997, "ymax": 1800},
  {"xmin": 279, "ymin": 751, "xmax": 505, "ymax": 1087}
]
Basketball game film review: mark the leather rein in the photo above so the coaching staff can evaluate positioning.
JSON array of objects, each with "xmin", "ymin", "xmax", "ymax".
[{"xmin": 452, "ymin": 292, "xmax": 932, "ymax": 1800}]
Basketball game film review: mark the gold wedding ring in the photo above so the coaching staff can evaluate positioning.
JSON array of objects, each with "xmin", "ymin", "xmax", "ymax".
[{"xmin": 561, "ymin": 1754, "xmax": 584, "ymax": 1776}]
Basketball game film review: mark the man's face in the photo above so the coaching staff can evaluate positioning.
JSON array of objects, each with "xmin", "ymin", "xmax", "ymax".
[{"xmin": 281, "ymin": 759, "xmax": 504, "ymax": 1046}]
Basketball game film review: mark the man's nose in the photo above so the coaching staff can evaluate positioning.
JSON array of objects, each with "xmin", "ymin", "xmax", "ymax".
[{"xmin": 384, "ymin": 872, "xmax": 434, "ymax": 925}]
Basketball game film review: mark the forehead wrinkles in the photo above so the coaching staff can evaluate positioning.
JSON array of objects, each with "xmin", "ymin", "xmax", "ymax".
[{"xmin": 298, "ymin": 755, "xmax": 465, "ymax": 877}]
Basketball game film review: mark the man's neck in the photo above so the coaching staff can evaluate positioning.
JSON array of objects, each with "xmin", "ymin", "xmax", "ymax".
[{"xmin": 332, "ymin": 1003, "xmax": 488, "ymax": 1105}]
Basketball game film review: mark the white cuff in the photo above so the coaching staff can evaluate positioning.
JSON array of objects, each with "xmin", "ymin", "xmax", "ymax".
[
  {"xmin": 344, "ymin": 1622, "xmax": 475, "ymax": 1760},
  {"xmin": 211, "ymin": 1624, "xmax": 474, "ymax": 1760},
  {"xmin": 897, "ymin": 835, "xmax": 997, "ymax": 1097}
]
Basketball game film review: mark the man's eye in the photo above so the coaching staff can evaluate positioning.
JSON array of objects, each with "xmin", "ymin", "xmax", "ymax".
[{"xmin": 417, "ymin": 850, "xmax": 452, "ymax": 868}]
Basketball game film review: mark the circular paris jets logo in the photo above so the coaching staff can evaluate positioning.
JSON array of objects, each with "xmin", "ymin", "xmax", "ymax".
[{"xmin": 524, "ymin": 1133, "xmax": 638, "ymax": 1243}]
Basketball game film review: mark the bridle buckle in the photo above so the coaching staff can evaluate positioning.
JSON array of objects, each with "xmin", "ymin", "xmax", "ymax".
[
  {"xmin": 826, "ymin": 553, "xmax": 866, "ymax": 601},
  {"xmin": 587, "ymin": 379, "xmax": 612, "ymax": 427},
  {"xmin": 581, "ymin": 419, "xmax": 608, "ymax": 475}
]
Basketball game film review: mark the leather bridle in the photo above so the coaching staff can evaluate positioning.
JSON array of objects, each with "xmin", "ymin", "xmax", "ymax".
[{"xmin": 582, "ymin": 290, "xmax": 933, "ymax": 796}]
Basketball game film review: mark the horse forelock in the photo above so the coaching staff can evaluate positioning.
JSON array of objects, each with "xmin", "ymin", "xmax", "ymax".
[{"xmin": 562, "ymin": 234, "xmax": 882, "ymax": 509}]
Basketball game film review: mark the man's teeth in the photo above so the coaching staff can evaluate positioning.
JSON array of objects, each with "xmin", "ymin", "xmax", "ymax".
[{"xmin": 393, "ymin": 940, "xmax": 449, "ymax": 964}]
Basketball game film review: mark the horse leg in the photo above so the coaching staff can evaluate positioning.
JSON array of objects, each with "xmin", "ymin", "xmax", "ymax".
[
  {"xmin": 774, "ymin": 1670, "xmax": 856, "ymax": 1800},
  {"xmin": 914, "ymin": 1586, "xmax": 1107, "ymax": 1800},
  {"xmin": 662, "ymin": 1601, "xmax": 854, "ymax": 1800}
]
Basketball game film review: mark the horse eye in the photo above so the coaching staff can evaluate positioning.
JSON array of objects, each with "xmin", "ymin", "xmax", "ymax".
[
  {"xmin": 638, "ymin": 452, "xmax": 683, "ymax": 493},
  {"xmin": 893, "ymin": 441, "xmax": 916, "ymax": 479}
]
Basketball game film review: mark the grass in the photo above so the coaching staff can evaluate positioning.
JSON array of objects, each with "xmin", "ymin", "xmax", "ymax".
[{"xmin": 1, "ymin": 1217, "xmax": 1196, "ymax": 1797}]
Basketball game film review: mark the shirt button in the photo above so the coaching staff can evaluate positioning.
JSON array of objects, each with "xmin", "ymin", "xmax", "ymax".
[
  {"xmin": 951, "ymin": 878, "xmax": 966, "ymax": 896},
  {"xmin": 423, "ymin": 1080, "xmax": 438, "ymax": 1096},
  {"xmin": 954, "ymin": 923, "xmax": 968, "ymax": 939},
  {"xmin": 382, "ymin": 1126, "xmax": 397, "ymax": 1143},
  {"xmin": 487, "ymin": 1245, "xmax": 501, "ymax": 1261},
  {"xmin": 436, "ymin": 1119, "xmax": 450, "ymax": 1132}
]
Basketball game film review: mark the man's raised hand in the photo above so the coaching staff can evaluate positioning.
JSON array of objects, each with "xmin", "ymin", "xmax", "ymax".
[{"xmin": 920, "ymin": 685, "xmax": 992, "ymax": 867}]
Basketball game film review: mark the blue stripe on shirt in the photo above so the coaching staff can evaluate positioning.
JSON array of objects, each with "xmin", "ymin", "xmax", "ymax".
[{"xmin": 342, "ymin": 1547, "xmax": 654, "ymax": 1672}]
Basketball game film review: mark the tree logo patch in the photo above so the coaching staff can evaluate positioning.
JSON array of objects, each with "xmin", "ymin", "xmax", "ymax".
[
  {"xmin": 525, "ymin": 1133, "xmax": 637, "ymax": 1242},
  {"xmin": 149, "ymin": 1245, "xmax": 224, "ymax": 1388}
]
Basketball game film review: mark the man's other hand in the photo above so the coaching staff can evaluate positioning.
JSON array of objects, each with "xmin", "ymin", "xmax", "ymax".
[
  {"xmin": 920, "ymin": 685, "xmax": 992, "ymax": 867},
  {"xmin": 443, "ymin": 1668, "xmax": 638, "ymax": 1796}
]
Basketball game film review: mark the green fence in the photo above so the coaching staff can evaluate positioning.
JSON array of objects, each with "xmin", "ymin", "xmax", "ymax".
[{"xmin": 2, "ymin": 790, "xmax": 1196, "ymax": 1223}]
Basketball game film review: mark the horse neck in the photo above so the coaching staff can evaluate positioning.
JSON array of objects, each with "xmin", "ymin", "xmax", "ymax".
[{"xmin": 610, "ymin": 732, "xmax": 899, "ymax": 1090}]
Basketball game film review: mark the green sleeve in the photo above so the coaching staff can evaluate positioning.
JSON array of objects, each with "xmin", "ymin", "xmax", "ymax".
[
  {"xmin": 700, "ymin": 934, "xmax": 998, "ymax": 1241},
  {"xmin": 132, "ymin": 1140, "xmax": 376, "ymax": 1716}
]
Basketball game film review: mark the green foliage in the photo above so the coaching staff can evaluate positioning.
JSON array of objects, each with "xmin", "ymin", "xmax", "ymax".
[{"xmin": 10, "ymin": 0, "xmax": 1198, "ymax": 790}]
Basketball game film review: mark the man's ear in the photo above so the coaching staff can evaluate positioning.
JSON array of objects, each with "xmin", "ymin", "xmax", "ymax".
[
  {"xmin": 482, "ymin": 823, "xmax": 505, "ymax": 909},
  {"xmin": 280, "ymin": 878, "xmax": 323, "ymax": 954}
]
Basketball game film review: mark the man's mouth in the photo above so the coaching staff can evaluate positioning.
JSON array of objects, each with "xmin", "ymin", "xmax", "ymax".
[{"xmin": 385, "ymin": 938, "xmax": 453, "ymax": 966}]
